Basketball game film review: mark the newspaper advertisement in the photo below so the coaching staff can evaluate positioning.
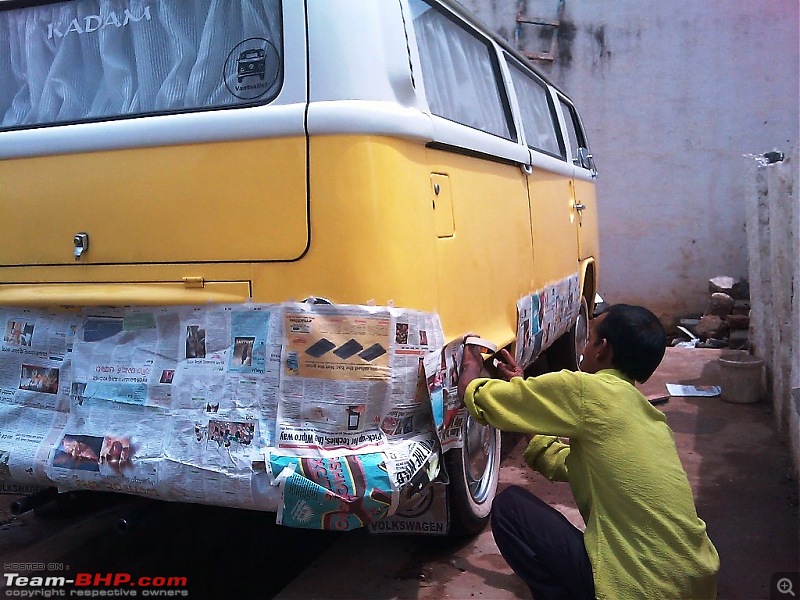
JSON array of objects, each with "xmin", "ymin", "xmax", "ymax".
[
  {"xmin": 269, "ymin": 304, "xmax": 448, "ymax": 529},
  {"xmin": 368, "ymin": 481, "xmax": 449, "ymax": 535},
  {"xmin": 276, "ymin": 303, "xmax": 437, "ymax": 457},
  {"xmin": 270, "ymin": 452, "xmax": 396, "ymax": 530}
]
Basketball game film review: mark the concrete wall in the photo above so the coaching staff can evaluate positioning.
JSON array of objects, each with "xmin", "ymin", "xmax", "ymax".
[
  {"xmin": 457, "ymin": 0, "xmax": 799, "ymax": 324},
  {"xmin": 744, "ymin": 151, "xmax": 799, "ymax": 482}
]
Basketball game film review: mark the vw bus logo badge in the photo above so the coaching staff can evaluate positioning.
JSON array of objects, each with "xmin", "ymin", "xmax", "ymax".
[{"xmin": 224, "ymin": 38, "xmax": 280, "ymax": 100}]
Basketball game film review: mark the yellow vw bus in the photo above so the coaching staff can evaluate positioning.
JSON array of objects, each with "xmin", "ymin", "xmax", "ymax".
[{"xmin": 0, "ymin": 0, "xmax": 598, "ymax": 534}]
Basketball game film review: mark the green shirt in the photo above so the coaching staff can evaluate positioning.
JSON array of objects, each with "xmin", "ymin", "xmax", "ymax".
[{"xmin": 465, "ymin": 368, "xmax": 719, "ymax": 599}]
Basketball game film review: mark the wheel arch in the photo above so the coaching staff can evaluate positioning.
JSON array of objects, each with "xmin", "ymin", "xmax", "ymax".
[{"xmin": 579, "ymin": 258, "xmax": 597, "ymax": 313}]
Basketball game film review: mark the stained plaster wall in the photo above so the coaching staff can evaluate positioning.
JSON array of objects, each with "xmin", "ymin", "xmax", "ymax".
[
  {"xmin": 457, "ymin": 0, "xmax": 799, "ymax": 324},
  {"xmin": 745, "ymin": 152, "xmax": 799, "ymax": 493}
]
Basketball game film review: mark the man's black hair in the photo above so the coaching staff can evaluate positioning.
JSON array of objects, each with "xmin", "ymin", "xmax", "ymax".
[{"xmin": 595, "ymin": 304, "xmax": 666, "ymax": 383}]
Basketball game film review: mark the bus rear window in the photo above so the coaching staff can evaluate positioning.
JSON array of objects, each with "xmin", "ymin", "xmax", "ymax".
[{"xmin": 0, "ymin": 0, "xmax": 283, "ymax": 130}]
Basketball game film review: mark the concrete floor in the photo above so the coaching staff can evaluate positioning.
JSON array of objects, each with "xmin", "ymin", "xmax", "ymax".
[
  {"xmin": 278, "ymin": 347, "xmax": 799, "ymax": 599},
  {"xmin": 637, "ymin": 347, "xmax": 799, "ymax": 598},
  {"xmin": 481, "ymin": 346, "xmax": 800, "ymax": 599},
  {"xmin": 2, "ymin": 347, "xmax": 797, "ymax": 599}
]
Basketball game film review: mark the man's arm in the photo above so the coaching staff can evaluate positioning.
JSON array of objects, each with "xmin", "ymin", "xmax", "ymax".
[
  {"xmin": 525, "ymin": 435, "xmax": 570, "ymax": 482},
  {"xmin": 459, "ymin": 344, "xmax": 584, "ymax": 438}
]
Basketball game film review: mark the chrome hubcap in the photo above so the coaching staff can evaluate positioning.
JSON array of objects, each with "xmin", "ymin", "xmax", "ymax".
[{"xmin": 463, "ymin": 414, "xmax": 497, "ymax": 504}]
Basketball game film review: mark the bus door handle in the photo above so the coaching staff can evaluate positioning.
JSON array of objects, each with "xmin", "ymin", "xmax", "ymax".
[{"xmin": 573, "ymin": 202, "xmax": 586, "ymax": 226}]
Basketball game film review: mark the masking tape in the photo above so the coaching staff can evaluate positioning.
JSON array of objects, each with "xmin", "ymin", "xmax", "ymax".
[{"xmin": 464, "ymin": 336, "xmax": 497, "ymax": 353}]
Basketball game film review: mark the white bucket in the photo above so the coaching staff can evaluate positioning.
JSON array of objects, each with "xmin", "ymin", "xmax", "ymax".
[{"xmin": 718, "ymin": 352, "xmax": 764, "ymax": 404}]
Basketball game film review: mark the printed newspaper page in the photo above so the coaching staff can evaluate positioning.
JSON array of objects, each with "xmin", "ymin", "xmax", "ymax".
[
  {"xmin": 0, "ymin": 307, "xmax": 79, "ymax": 487},
  {"xmin": 423, "ymin": 337, "xmax": 467, "ymax": 452},
  {"xmin": 276, "ymin": 303, "xmax": 394, "ymax": 455},
  {"xmin": 516, "ymin": 273, "xmax": 581, "ymax": 368},
  {"xmin": 0, "ymin": 301, "xmax": 450, "ymax": 531},
  {"xmin": 271, "ymin": 304, "xmax": 446, "ymax": 529},
  {"xmin": 60, "ymin": 304, "xmax": 282, "ymax": 509}
]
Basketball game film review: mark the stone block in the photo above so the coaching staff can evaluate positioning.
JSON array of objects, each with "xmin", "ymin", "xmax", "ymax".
[
  {"xmin": 726, "ymin": 313, "xmax": 750, "ymax": 330},
  {"xmin": 709, "ymin": 275, "xmax": 740, "ymax": 298},
  {"xmin": 707, "ymin": 292, "xmax": 735, "ymax": 317},
  {"xmin": 695, "ymin": 314, "xmax": 728, "ymax": 340}
]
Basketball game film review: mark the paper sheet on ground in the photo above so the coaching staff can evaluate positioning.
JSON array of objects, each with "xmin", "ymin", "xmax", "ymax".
[{"xmin": 666, "ymin": 384, "xmax": 721, "ymax": 397}]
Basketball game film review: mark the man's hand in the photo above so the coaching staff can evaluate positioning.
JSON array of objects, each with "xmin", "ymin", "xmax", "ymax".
[
  {"xmin": 457, "ymin": 341, "xmax": 484, "ymax": 400},
  {"xmin": 495, "ymin": 349, "xmax": 524, "ymax": 381}
]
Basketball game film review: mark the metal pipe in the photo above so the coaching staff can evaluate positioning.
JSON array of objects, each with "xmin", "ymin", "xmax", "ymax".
[{"xmin": 10, "ymin": 486, "xmax": 59, "ymax": 515}]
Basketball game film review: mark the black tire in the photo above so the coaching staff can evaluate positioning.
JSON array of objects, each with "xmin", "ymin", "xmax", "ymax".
[
  {"xmin": 445, "ymin": 413, "xmax": 501, "ymax": 536},
  {"xmin": 546, "ymin": 295, "xmax": 589, "ymax": 371}
]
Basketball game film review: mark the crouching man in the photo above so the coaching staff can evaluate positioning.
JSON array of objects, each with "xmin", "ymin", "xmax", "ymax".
[{"xmin": 458, "ymin": 304, "xmax": 719, "ymax": 599}]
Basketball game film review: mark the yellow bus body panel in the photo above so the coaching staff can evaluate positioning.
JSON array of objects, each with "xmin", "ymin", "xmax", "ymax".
[
  {"xmin": 574, "ymin": 178, "xmax": 600, "ymax": 262},
  {"xmin": 0, "ymin": 134, "xmax": 596, "ymax": 349},
  {"xmin": 0, "ymin": 137, "xmax": 308, "ymax": 265},
  {"xmin": 253, "ymin": 135, "xmax": 439, "ymax": 306},
  {"xmin": 424, "ymin": 147, "xmax": 534, "ymax": 347}
]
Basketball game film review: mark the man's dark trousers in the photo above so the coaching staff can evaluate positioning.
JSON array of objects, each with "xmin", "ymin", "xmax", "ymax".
[{"xmin": 491, "ymin": 485, "xmax": 595, "ymax": 600}]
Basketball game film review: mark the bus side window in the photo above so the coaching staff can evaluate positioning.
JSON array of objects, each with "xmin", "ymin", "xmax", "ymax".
[
  {"xmin": 408, "ymin": 0, "xmax": 514, "ymax": 141},
  {"xmin": 507, "ymin": 61, "xmax": 564, "ymax": 159},
  {"xmin": 558, "ymin": 98, "xmax": 595, "ymax": 174}
]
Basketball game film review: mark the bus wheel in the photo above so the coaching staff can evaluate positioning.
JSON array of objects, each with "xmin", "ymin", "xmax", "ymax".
[
  {"xmin": 445, "ymin": 414, "xmax": 501, "ymax": 536},
  {"xmin": 547, "ymin": 296, "xmax": 589, "ymax": 371}
]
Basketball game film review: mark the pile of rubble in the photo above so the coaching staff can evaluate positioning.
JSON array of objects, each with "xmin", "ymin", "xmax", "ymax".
[{"xmin": 673, "ymin": 276, "xmax": 751, "ymax": 350}]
